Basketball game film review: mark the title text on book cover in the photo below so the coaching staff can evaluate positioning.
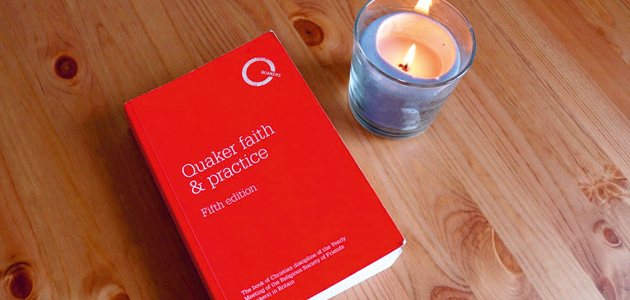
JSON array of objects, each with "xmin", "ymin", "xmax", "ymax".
[{"xmin": 180, "ymin": 124, "xmax": 275, "ymax": 195}]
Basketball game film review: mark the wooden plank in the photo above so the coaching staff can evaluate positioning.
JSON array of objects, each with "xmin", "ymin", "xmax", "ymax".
[{"xmin": 1, "ymin": 0, "xmax": 629, "ymax": 299}]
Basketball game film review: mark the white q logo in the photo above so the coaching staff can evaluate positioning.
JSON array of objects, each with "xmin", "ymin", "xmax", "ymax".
[{"xmin": 242, "ymin": 57, "xmax": 280, "ymax": 87}]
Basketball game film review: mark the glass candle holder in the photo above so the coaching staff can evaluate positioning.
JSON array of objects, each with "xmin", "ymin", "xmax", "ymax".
[{"xmin": 348, "ymin": 0, "xmax": 476, "ymax": 139}]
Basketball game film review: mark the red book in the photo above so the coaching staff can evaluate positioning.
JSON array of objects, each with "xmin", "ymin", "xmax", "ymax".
[{"xmin": 125, "ymin": 32, "xmax": 404, "ymax": 300}]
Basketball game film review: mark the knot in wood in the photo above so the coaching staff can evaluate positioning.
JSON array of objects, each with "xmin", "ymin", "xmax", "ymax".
[
  {"xmin": 112, "ymin": 293, "xmax": 130, "ymax": 300},
  {"xmin": 492, "ymin": 229, "xmax": 523, "ymax": 274},
  {"xmin": 5, "ymin": 262, "xmax": 34, "ymax": 299},
  {"xmin": 593, "ymin": 220, "xmax": 622, "ymax": 248},
  {"xmin": 55, "ymin": 55, "xmax": 78, "ymax": 79},
  {"xmin": 580, "ymin": 165, "xmax": 629, "ymax": 206},
  {"xmin": 603, "ymin": 227, "xmax": 620, "ymax": 247},
  {"xmin": 595, "ymin": 276, "xmax": 616, "ymax": 300},
  {"xmin": 292, "ymin": 19, "xmax": 324, "ymax": 46},
  {"xmin": 430, "ymin": 286, "xmax": 475, "ymax": 300},
  {"xmin": 97, "ymin": 283, "xmax": 129, "ymax": 300}
]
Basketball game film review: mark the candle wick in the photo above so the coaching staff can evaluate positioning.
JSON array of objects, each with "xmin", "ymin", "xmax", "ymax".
[{"xmin": 398, "ymin": 63, "xmax": 409, "ymax": 72}]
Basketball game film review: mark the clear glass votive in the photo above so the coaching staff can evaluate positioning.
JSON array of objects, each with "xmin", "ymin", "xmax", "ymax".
[{"xmin": 348, "ymin": 0, "xmax": 476, "ymax": 139}]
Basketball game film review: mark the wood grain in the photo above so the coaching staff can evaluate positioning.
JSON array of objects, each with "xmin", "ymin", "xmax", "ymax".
[{"xmin": 1, "ymin": 0, "xmax": 629, "ymax": 299}]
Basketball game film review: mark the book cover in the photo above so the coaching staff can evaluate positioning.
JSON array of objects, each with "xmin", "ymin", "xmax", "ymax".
[{"xmin": 125, "ymin": 32, "xmax": 405, "ymax": 300}]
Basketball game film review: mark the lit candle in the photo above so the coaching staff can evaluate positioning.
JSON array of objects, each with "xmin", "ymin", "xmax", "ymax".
[
  {"xmin": 348, "ymin": 0, "xmax": 475, "ymax": 138},
  {"xmin": 360, "ymin": 8, "xmax": 460, "ymax": 83}
]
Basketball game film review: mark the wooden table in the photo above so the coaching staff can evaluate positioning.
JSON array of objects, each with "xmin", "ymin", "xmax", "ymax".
[{"xmin": 1, "ymin": 0, "xmax": 629, "ymax": 299}]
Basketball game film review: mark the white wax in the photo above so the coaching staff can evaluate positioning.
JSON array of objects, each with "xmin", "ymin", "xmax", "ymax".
[{"xmin": 360, "ymin": 12, "xmax": 460, "ymax": 83}]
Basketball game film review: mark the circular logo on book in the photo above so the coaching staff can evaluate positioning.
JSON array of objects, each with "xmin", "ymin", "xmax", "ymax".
[{"xmin": 242, "ymin": 57, "xmax": 281, "ymax": 87}]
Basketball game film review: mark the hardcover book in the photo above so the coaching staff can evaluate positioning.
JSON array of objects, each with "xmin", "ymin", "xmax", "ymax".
[{"xmin": 125, "ymin": 32, "xmax": 405, "ymax": 300}]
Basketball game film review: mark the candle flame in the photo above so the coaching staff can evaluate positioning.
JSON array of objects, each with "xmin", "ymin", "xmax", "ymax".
[
  {"xmin": 414, "ymin": 0, "xmax": 432, "ymax": 14},
  {"xmin": 404, "ymin": 44, "xmax": 416, "ymax": 66}
]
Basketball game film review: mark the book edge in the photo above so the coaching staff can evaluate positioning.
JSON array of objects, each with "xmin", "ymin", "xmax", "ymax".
[{"xmin": 308, "ymin": 248, "xmax": 403, "ymax": 300}]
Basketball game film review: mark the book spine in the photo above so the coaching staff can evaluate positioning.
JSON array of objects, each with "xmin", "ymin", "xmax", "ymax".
[{"xmin": 124, "ymin": 102, "xmax": 226, "ymax": 300}]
